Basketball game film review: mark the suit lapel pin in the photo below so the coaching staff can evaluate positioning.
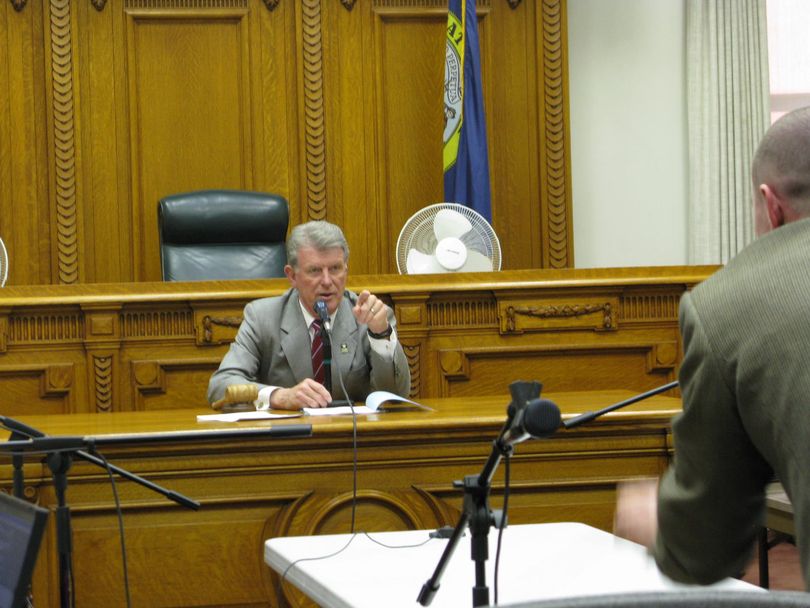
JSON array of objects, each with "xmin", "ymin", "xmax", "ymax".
[{"xmin": 340, "ymin": 343, "xmax": 349, "ymax": 353}]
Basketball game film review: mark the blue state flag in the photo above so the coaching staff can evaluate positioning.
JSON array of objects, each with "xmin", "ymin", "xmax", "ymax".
[{"xmin": 443, "ymin": 0, "xmax": 492, "ymax": 222}]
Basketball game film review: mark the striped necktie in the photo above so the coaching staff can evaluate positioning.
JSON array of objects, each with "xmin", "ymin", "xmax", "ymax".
[{"xmin": 311, "ymin": 319, "xmax": 325, "ymax": 385}]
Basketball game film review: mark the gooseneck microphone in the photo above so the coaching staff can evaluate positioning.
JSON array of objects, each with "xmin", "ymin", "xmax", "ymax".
[{"xmin": 313, "ymin": 299, "xmax": 331, "ymax": 334}]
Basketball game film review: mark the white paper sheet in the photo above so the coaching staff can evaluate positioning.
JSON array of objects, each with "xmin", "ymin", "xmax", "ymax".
[{"xmin": 197, "ymin": 411, "xmax": 302, "ymax": 422}]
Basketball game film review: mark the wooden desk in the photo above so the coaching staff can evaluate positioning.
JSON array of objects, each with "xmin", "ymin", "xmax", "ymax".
[
  {"xmin": 1, "ymin": 390, "xmax": 680, "ymax": 608},
  {"xmin": 0, "ymin": 266, "xmax": 715, "ymax": 414}
]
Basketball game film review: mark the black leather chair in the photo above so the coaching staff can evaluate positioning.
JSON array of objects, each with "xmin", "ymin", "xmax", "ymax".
[{"xmin": 158, "ymin": 190, "xmax": 289, "ymax": 281}]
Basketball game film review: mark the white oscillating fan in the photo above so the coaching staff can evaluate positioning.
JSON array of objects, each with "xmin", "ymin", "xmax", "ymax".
[
  {"xmin": 0, "ymin": 237, "xmax": 7, "ymax": 287},
  {"xmin": 396, "ymin": 203, "xmax": 501, "ymax": 274}
]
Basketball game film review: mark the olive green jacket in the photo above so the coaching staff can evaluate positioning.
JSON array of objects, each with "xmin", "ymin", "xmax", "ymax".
[{"xmin": 655, "ymin": 217, "xmax": 810, "ymax": 589}]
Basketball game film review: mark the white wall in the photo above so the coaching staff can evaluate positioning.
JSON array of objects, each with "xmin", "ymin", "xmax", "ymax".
[{"xmin": 567, "ymin": 0, "xmax": 688, "ymax": 268}]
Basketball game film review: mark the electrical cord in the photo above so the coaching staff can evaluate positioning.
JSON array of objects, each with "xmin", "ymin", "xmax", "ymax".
[
  {"xmin": 281, "ymin": 530, "xmax": 435, "ymax": 583},
  {"xmin": 493, "ymin": 453, "xmax": 511, "ymax": 605},
  {"xmin": 95, "ymin": 450, "xmax": 132, "ymax": 608},
  {"xmin": 332, "ymin": 338, "xmax": 358, "ymax": 534}
]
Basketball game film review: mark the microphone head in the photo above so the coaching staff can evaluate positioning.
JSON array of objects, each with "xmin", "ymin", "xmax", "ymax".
[
  {"xmin": 314, "ymin": 299, "xmax": 328, "ymax": 319},
  {"xmin": 522, "ymin": 398, "xmax": 561, "ymax": 439}
]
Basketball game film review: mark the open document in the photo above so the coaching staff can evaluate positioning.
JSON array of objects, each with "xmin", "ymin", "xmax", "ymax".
[{"xmin": 302, "ymin": 391, "xmax": 433, "ymax": 417}]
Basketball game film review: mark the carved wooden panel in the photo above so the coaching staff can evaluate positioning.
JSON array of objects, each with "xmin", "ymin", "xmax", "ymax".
[
  {"xmin": 1, "ymin": 0, "xmax": 571, "ymax": 285},
  {"xmin": 436, "ymin": 343, "xmax": 678, "ymax": 398},
  {"xmin": 0, "ymin": 362, "xmax": 75, "ymax": 414},
  {"xmin": 49, "ymin": 0, "xmax": 80, "ymax": 284},
  {"xmin": 131, "ymin": 357, "xmax": 222, "ymax": 409}
]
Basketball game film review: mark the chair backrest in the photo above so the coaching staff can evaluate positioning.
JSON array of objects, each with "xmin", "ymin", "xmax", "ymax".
[{"xmin": 158, "ymin": 190, "xmax": 289, "ymax": 281}]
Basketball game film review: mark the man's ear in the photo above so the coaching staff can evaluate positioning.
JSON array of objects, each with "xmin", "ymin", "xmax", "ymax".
[
  {"xmin": 760, "ymin": 184, "xmax": 786, "ymax": 230},
  {"xmin": 284, "ymin": 264, "xmax": 295, "ymax": 283}
]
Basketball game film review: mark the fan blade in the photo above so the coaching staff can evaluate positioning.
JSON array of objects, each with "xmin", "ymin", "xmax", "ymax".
[
  {"xmin": 434, "ymin": 208, "xmax": 472, "ymax": 241},
  {"xmin": 459, "ymin": 250, "xmax": 494, "ymax": 273},
  {"xmin": 406, "ymin": 249, "xmax": 445, "ymax": 274}
]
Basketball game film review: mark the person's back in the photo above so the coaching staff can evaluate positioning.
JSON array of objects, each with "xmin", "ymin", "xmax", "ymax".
[
  {"xmin": 615, "ymin": 106, "xmax": 810, "ymax": 589},
  {"xmin": 679, "ymin": 216, "xmax": 810, "ymax": 586}
]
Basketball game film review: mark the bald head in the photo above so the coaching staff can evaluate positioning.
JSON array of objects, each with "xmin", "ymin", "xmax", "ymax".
[{"xmin": 752, "ymin": 107, "xmax": 810, "ymax": 223}]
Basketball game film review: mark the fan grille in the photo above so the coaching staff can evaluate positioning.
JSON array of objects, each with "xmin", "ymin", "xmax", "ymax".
[{"xmin": 396, "ymin": 203, "xmax": 501, "ymax": 274}]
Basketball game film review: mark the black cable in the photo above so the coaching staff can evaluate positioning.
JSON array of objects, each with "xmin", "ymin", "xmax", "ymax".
[
  {"xmin": 95, "ymin": 451, "xmax": 132, "ymax": 608},
  {"xmin": 334, "ymin": 355, "xmax": 358, "ymax": 534},
  {"xmin": 280, "ymin": 530, "xmax": 435, "ymax": 582},
  {"xmin": 493, "ymin": 453, "xmax": 510, "ymax": 606}
]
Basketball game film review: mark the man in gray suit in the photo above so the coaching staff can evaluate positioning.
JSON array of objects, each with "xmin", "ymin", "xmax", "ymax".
[
  {"xmin": 614, "ymin": 106, "xmax": 810, "ymax": 589},
  {"xmin": 208, "ymin": 221, "xmax": 410, "ymax": 410}
]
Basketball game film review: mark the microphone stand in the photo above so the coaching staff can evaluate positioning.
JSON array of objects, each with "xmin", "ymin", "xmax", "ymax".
[
  {"xmin": 417, "ymin": 380, "xmax": 680, "ymax": 608},
  {"xmin": 418, "ymin": 381, "xmax": 542, "ymax": 608},
  {"xmin": 0, "ymin": 421, "xmax": 313, "ymax": 608}
]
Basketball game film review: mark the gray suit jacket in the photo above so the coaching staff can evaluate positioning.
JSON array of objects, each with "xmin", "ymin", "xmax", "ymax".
[
  {"xmin": 207, "ymin": 288, "xmax": 411, "ymax": 404},
  {"xmin": 654, "ymin": 217, "xmax": 810, "ymax": 589}
]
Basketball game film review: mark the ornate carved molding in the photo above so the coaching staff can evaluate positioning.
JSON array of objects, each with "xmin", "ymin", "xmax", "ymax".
[
  {"xmin": 43, "ymin": 364, "xmax": 74, "ymax": 398},
  {"xmin": 91, "ymin": 0, "xmax": 107, "ymax": 10},
  {"xmin": 125, "ymin": 0, "xmax": 247, "ymax": 6},
  {"xmin": 201, "ymin": 315, "xmax": 243, "ymax": 344},
  {"xmin": 262, "ymin": 0, "xmax": 279, "ymax": 10},
  {"xmin": 646, "ymin": 342, "xmax": 678, "ymax": 373},
  {"xmin": 50, "ymin": 0, "xmax": 80, "ymax": 284},
  {"xmin": 505, "ymin": 303, "xmax": 614, "ymax": 332},
  {"xmin": 621, "ymin": 293, "xmax": 680, "ymax": 321},
  {"xmin": 403, "ymin": 342, "xmax": 421, "ymax": 398},
  {"xmin": 372, "ymin": 0, "xmax": 490, "ymax": 6},
  {"xmin": 541, "ymin": 0, "xmax": 570, "ymax": 268},
  {"xmin": 303, "ymin": 0, "xmax": 327, "ymax": 219},
  {"xmin": 428, "ymin": 298, "xmax": 498, "ymax": 328},
  {"xmin": 340, "ymin": 0, "xmax": 356, "ymax": 10},
  {"xmin": 122, "ymin": 309, "xmax": 195, "ymax": 338},
  {"xmin": 8, "ymin": 312, "xmax": 84, "ymax": 343},
  {"xmin": 93, "ymin": 354, "xmax": 113, "ymax": 412},
  {"xmin": 11, "ymin": 0, "xmax": 27, "ymax": 11}
]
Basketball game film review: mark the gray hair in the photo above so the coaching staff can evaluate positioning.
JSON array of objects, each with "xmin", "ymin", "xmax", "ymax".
[
  {"xmin": 752, "ymin": 106, "xmax": 810, "ymax": 215},
  {"xmin": 286, "ymin": 221, "xmax": 350, "ymax": 268}
]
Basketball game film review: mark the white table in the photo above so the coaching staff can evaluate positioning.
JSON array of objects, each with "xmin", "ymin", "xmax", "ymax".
[{"xmin": 264, "ymin": 522, "xmax": 756, "ymax": 608}]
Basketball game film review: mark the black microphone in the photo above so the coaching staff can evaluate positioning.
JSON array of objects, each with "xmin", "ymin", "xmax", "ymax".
[
  {"xmin": 314, "ymin": 299, "xmax": 331, "ymax": 333},
  {"xmin": 498, "ymin": 397, "xmax": 561, "ymax": 448}
]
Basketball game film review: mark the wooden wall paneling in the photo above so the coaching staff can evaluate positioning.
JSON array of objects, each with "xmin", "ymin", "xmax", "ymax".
[
  {"xmin": 488, "ymin": 0, "xmax": 544, "ymax": 269},
  {"xmin": 0, "ymin": 0, "xmax": 52, "ymax": 286},
  {"xmin": 124, "ymin": 1, "xmax": 254, "ymax": 281},
  {"xmin": 319, "ymin": 0, "xmax": 379, "ymax": 271},
  {"xmin": 75, "ymin": 1, "xmax": 130, "ymax": 283},
  {"xmin": 364, "ymin": 1, "xmax": 449, "ymax": 275},
  {"xmin": 254, "ymin": 0, "xmax": 300, "ymax": 209}
]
